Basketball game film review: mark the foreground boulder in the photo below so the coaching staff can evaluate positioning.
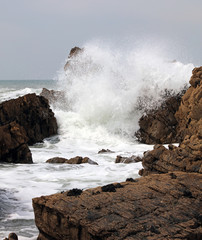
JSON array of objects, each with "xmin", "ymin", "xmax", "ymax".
[
  {"xmin": 33, "ymin": 172, "xmax": 202, "ymax": 240},
  {"xmin": 0, "ymin": 122, "xmax": 32, "ymax": 163},
  {"xmin": 46, "ymin": 156, "xmax": 98, "ymax": 165},
  {"xmin": 0, "ymin": 93, "xmax": 58, "ymax": 145}
]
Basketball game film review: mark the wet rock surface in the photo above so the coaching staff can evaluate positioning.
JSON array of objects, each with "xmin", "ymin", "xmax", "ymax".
[
  {"xmin": 0, "ymin": 122, "xmax": 32, "ymax": 163},
  {"xmin": 33, "ymin": 172, "xmax": 202, "ymax": 240},
  {"xmin": 0, "ymin": 93, "xmax": 58, "ymax": 145},
  {"xmin": 46, "ymin": 156, "xmax": 98, "ymax": 165},
  {"xmin": 135, "ymin": 93, "xmax": 184, "ymax": 144},
  {"xmin": 115, "ymin": 155, "xmax": 141, "ymax": 164}
]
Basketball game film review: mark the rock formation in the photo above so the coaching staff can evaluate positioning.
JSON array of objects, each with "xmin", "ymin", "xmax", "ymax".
[
  {"xmin": 135, "ymin": 93, "xmax": 184, "ymax": 144},
  {"xmin": 175, "ymin": 66, "xmax": 202, "ymax": 141},
  {"xmin": 46, "ymin": 156, "xmax": 98, "ymax": 165},
  {"xmin": 0, "ymin": 122, "xmax": 32, "ymax": 163},
  {"xmin": 0, "ymin": 93, "xmax": 58, "ymax": 145},
  {"xmin": 33, "ymin": 172, "xmax": 202, "ymax": 240},
  {"xmin": 139, "ymin": 134, "xmax": 202, "ymax": 176},
  {"xmin": 115, "ymin": 155, "xmax": 141, "ymax": 164},
  {"xmin": 64, "ymin": 47, "xmax": 83, "ymax": 71}
]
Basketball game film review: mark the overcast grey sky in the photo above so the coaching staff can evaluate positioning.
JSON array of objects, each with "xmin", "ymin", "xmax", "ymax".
[{"xmin": 0, "ymin": 0, "xmax": 202, "ymax": 80}]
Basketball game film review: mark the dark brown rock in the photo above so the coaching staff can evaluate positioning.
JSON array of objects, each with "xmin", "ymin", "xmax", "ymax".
[
  {"xmin": 46, "ymin": 156, "xmax": 98, "ymax": 165},
  {"xmin": 0, "ymin": 93, "xmax": 58, "ymax": 145},
  {"xmin": 139, "ymin": 134, "xmax": 202, "ymax": 176},
  {"xmin": 135, "ymin": 93, "xmax": 184, "ymax": 144},
  {"xmin": 33, "ymin": 172, "xmax": 202, "ymax": 240},
  {"xmin": 64, "ymin": 47, "xmax": 83, "ymax": 71},
  {"xmin": 0, "ymin": 122, "xmax": 32, "ymax": 163},
  {"xmin": 115, "ymin": 155, "xmax": 141, "ymax": 163}
]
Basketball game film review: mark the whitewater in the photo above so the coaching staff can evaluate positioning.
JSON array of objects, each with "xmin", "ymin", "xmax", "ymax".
[{"xmin": 0, "ymin": 42, "xmax": 194, "ymax": 239}]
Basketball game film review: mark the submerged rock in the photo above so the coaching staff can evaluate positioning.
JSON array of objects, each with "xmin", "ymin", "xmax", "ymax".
[
  {"xmin": 98, "ymin": 149, "xmax": 114, "ymax": 154},
  {"xmin": 0, "ymin": 122, "xmax": 32, "ymax": 163},
  {"xmin": 33, "ymin": 172, "xmax": 202, "ymax": 240},
  {"xmin": 0, "ymin": 93, "xmax": 58, "ymax": 145},
  {"xmin": 46, "ymin": 156, "xmax": 98, "ymax": 165}
]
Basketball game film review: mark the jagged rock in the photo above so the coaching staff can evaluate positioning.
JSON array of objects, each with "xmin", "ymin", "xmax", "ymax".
[
  {"xmin": 0, "ymin": 122, "xmax": 32, "ymax": 163},
  {"xmin": 64, "ymin": 47, "xmax": 83, "ymax": 71},
  {"xmin": 0, "ymin": 93, "xmax": 58, "ymax": 145},
  {"xmin": 33, "ymin": 172, "xmax": 202, "ymax": 240},
  {"xmin": 115, "ymin": 155, "xmax": 141, "ymax": 163},
  {"xmin": 139, "ymin": 134, "xmax": 202, "ymax": 176},
  {"xmin": 135, "ymin": 93, "xmax": 184, "ymax": 144},
  {"xmin": 98, "ymin": 149, "xmax": 114, "ymax": 154},
  {"xmin": 175, "ymin": 66, "xmax": 202, "ymax": 141},
  {"xmin": 46, "ymin": 156, "xmax": 98, "ymax": 165}
]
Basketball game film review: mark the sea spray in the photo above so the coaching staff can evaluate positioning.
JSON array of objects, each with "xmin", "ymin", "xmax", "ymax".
[{"xmin": 56, "ymin": 42, "xmax": 194, "ymax": 139}]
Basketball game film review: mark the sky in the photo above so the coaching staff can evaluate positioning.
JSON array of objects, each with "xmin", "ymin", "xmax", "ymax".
[{"xmin": 0, "ymin": 0, "xmax": 202, "ymax": 80}]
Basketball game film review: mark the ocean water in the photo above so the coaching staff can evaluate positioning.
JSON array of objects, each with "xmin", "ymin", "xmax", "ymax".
[{"xmin": 0, "ymin": 43, "xmax": 194, "ymax": 239}]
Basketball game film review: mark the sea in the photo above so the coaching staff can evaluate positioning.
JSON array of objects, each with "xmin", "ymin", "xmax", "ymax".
[{"xmin": 0, "ymin": 43, "xmax": 194, "ymax": 239}]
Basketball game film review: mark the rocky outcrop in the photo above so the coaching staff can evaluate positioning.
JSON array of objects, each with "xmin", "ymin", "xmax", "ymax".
[
  {"xmin": 115, "ymin": 155, "xmax": 141, "ymax": 164},
  {"xmin": 175, "ymin": 66, "xmax": 202, "ymax": 141},
  {"xmin": 0, "ymin": 93, "xmax": 58, "ymax": 145},
  {"xmin": 46, "ymin": 156, "xmax": 98, "ymax": 165},
  {"xmin": 136, "ymin": 66, "xmax": 201, "ymax": 145},
  {"xmin": 33, "ymin": 172, "xmax": 202, "ymax": 240},
  {"xmin": 0, "ymin": 122, "xmax": 32, "ymax": 163},
  {"xmin": 135, "ymin": 93, "xmax": 184, "ymax": 144},
  {"xmin": 64, "ymin": 47, "xmax": 83, "ymax": 71},
  {"xmin": 139, "ymin": 134, "xmax": 202, "ymax": 176}
]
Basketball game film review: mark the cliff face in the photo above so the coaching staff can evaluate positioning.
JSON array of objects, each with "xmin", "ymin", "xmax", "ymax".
[
  {"xmin": 33, "ymin": 172, "xmax": 202, "ymax": 240},
  {"xmin": 33, "ymin": 65, "xmax": 202, "ymax": 239},
  {"xmin": 175, "ymin": 66, "xmax": 202, "ymax": 141}
]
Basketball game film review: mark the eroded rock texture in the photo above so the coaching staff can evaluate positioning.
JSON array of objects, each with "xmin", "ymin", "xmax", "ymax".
[
  {"xmin": 135, "ymin": 93, "xmax": 184, "ymax": 144},
  {"xmin": 139, "ymin": 134, "xmax": 202, "ymax": 176},
  {"xmin": 33, "ymin": 172, "xmax": 202, "ymax": 240},
  {"xmin": 175, "ymin": 66, "xmax": 202, "ymax": 141},
  {"xmin": 0, "ymin": 122, "xmax": 32, "ymax": 163},
  {"xmin": 0, "ymin": 93, "xmax": 58, "ymax": 145}
]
